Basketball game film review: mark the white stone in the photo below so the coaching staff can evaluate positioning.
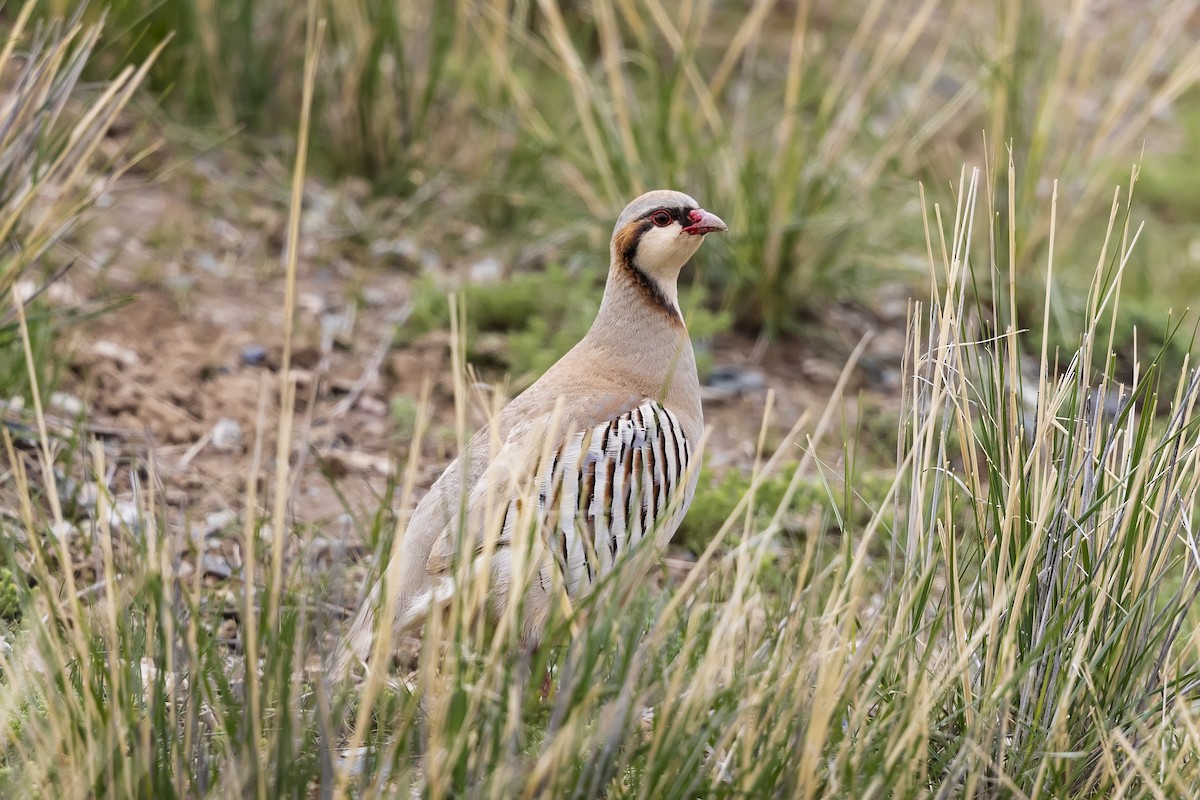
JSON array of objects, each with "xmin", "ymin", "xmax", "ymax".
[{"xmin": 210, "ymin": 418, "xmax": 243, "ymax": 452}]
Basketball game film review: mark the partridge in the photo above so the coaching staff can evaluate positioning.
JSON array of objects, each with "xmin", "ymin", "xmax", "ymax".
[{"xmin": 337, "ymin": 190, "xmax": 727, "ymax": 672}]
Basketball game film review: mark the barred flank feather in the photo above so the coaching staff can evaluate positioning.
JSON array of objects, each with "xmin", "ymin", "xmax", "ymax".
[{"xmin": 534, "ymin": 400, "xmax": 693, "ymax": 596}]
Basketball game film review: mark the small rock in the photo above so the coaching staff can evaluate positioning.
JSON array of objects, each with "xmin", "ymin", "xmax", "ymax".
[
  {"xmin": 201, "ymin": 552, "xmax": 233, "ymax": 579},
  {"xmin": 203, "ymin": 509, "xmax": 238, "ymax": 538},
  {"xmin": 45, "ymin": 283, "xmax": 80, "ymax": 307},
  {"xmin": 108, "ymin": 501, "xmax": 142, "ymax": 534},
  {"xmin": 299, "ymin": 292, "xmax": 327, "ymax": 316},
  {"xmin": 140, "ymin": 657, "xmax": 185, "ymax": 695},
  {"xmin": 876, "ymin": 298, "xmax": 911, "ymax": 324},
  {"xmin": 195, "ymin": 251, "xmax": 223, "ymax": 276},
  {"xmin": 369, "ymin": 237, "xmax": 421, "ymax": 268},
  {"xmin": 0, "ymin": 635, "xmax": 11, "ymax": 654},
  {"xmin": 49, "ymin": 391, "xmax": 86, "ymax": 416},
  {"xmin": 322, "ymin": 311, "xmax": 356, "ymax": 349},
  {"xmin": 702, "ymin": 365, "xmax": 766, "ymax": 401},
  {"xmin": 290, "ymin": 346, "xmax": 321, "ymax": 370},
  {"xmin": 419, "ymin": 249, "xmax": 442, "ymax": 274},
  {"xmin": 240, "ymin": 345, "xmax": 267, "ymax": 366},
  {"xmin": 217, "ymin": 618, "xmax": 239, "ymax": 645},
  {"xmin": 801, "ymin": 357, "xmax": 844, "ymax": 385},
  {"xmin": 357, "ymin": 395, "xmax": 387, "ymax": 416},
  {"xmin": 75, "ymin": 481, "xmax": 100, "ymax": 510},
  {"xmin": 210, "ymin": 218, "xmax": 242, "ymax": 248},
  {"xmin": 461, "ymin": 224, "xmax": 486, "ymax": 248},
  {"xmin": 361, "ymin": 287, "xmax": 391, "ymax": 307},
  {"xmin": 306, "ymin": 535, "xmax": 347, "ymax": 568},
  {"xmin": 210, "ymin": 418, "xmax": 243, "ymax": 453},
  {"xmin": 13, "ymin": 279, "xmax": 37, "ymax": 303},
  {"xmin": 318, "ymin": 448, "xmax": 392, "ymax": 476},
  {"xmin": 468, "ymin": 256, "xmax": 504, "ymax": 284},
  {"xmin": 50, "ymin": 521, "xmax": 79, "ymax": 541},
  {"xmin": 89, "ymin": 339, "xmax": 139, "ymax": 367},
  {"xmin": 57, "ymin": 473, "xmax": 77, "ymax": 504},
  {"xmin": 163, "ymin": 274, "xmax": 196, "ymax": 294},
  {"xmin": 342, "ymin": 176, "xmax": 371, "ymax": 201}
]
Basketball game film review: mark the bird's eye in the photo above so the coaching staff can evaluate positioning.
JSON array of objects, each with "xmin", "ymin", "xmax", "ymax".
[{"xmin": 650, "ymin": 210, "xmax": 672, "ymax": 227}]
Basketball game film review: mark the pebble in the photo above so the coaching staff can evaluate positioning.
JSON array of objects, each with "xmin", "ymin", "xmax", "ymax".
[
  {"xmin": 306, "ymin": 536, "xmax": 344, "ymax": 569},
  {"xmin": 210, "ymin": 418, "xmax": 243, "ymax": 452},
  {"xmin": 299, "ymin": 292, "xmax": 327, "ymax": 316},
  {"xmin": 108, "ymin": 500, "xmax": 142, "ymax": 534},
  {"xmin": 57, "ymin": 474, "xmax": 77, "ymax": 504},
  {"xmin": 207, "ymin": 509, "xmax": 238, "ymax": 533},
  {"xmin": 49, "ymin": 391, "xmax": 86, "ymax": 416},
  {"xmin": 801, "ymin": 357, "xmax": 844, "ymax": 385},
  {"xmin": 192, "ymin": 509, "xmax": 238, "ymax": 543},
  {"xmin": 240, "ymin": 345, "xmax": 267, "ymax": 366},
  {"xmin": 703, "ymin": 365, "xmax": 766, "ymax": 400},
  {"xmin": 322, "ymin": 311, "xmax": 356, "ymax": 349},
  {"xmin": 45, "ymin": 283, "xmax": 80, "ymax": 307},
  {"xmin": 210, "ymin": 217, "xmax": 242, "ymax": 248},
  {"xmin": 201, "ymin": 552, "xmax": 233, "ymax": 579},
  {"xmin": 75, "ymin": 481, "xmax": 100, "ymax": 510},
  {"xmin": 468, "ymin": 255, "xmax": 504, "ymax": 284},
  {"xmin": 357, "ymin": 395, "xmax": 387, "ymax": 417},
  {"xmin": 419, "ymin": 249, "xmax": 443, "ymax": 274},
  {"xmin": 361, "ymin": 287, "xmax": 391, "ymax": 308},
  {"xmin": 12, "ymin": 280, "xmax": 37, "ymax": 303},
  {"xmin": 90, "ymin": 339, "xmax": 140, "ymax": 367},
  {"xmin": 460, "ymin": 224, "xmax": 486, "ymax": 248},
  {"xmin": 163, "ymin": 274, "xmax": 196, "ymax": 294},
  {"xmin": 50, "ymin": 521, "xmax": 79, "ymax": 542},
  {"xmin": 194, "ymin": 252, "xmax": 223, "ymax": 276},
  {"xmin": 369, "ymin": 237, "xmax": 421, "ymax": 267},
  {"xmin": 140, "ymin": 657, "xmax": 184, "ymax": 695}
]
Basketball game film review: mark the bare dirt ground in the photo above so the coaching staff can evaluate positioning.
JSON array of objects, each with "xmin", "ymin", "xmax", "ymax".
[{"xmin": 23, "ymin": 131, "xmax": 911, "ymax": 593}]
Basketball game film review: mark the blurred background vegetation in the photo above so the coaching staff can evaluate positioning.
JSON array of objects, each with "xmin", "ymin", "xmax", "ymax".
[{"xmin": 15, "ymin": 0, "xmax": 1200, "ymax": 343}]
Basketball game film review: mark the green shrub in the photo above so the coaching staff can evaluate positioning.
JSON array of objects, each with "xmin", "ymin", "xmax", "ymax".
[
  {"xmin": 678, "ymin": 464, "xmax": 896, "ymax": 555},
  {"xmin": 0, "ymin": 568, "xmax": 20, "ymax": 623}
]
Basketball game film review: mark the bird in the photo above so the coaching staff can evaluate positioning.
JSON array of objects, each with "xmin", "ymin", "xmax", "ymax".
[{"xmin": 335, "ymin": 189, "xmax": 727, "ymax": 675}]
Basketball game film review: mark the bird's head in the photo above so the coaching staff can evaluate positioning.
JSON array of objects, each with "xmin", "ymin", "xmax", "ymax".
[{"xmin": 610, "ymin": 190, "xmax": 728, "ymax": 285}]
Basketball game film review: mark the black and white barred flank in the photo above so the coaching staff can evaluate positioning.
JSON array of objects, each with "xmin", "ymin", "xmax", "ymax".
[{"xmin": 495, "ymin": 399, "xmax": 694, "ymax": 595}]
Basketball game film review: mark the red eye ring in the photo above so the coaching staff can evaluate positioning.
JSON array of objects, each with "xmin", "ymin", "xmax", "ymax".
[{"xmin": 650, "ymin": 210, "xmax": 672, "ymax": 227}]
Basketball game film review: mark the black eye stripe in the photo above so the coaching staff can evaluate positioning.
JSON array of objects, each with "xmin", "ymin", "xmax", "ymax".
[{"xmin": 641, "ymin": 207, "xmax": 693, "ymax": 226}]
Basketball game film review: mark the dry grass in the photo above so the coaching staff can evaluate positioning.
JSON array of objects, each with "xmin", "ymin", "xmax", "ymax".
[{"xmin": 3, "ymin": 153, "xmax": 1200, "ymax": 797}]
